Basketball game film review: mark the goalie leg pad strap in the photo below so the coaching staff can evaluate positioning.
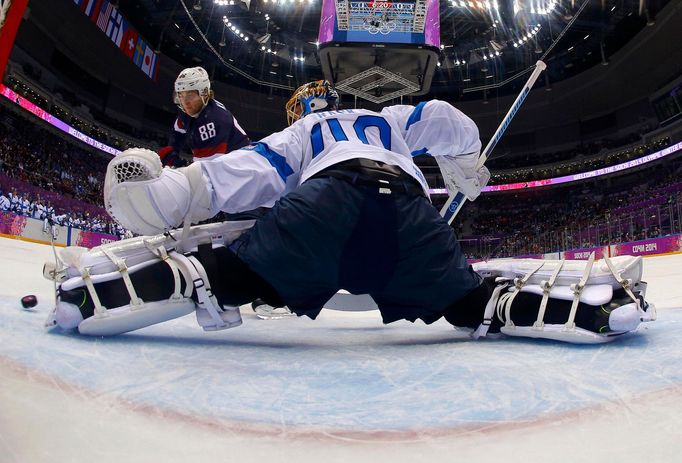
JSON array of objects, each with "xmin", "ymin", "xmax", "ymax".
[
  {"xmin": 565, "ymin": 251, "xmax": 596, "ymax": 330},
  {"xmin": 535, "ymin": 258, "xmax": 565, "ymax": 329},
  {"xmin": 172, "ymin": 251, "xmax": 243, "ymax": 331}
]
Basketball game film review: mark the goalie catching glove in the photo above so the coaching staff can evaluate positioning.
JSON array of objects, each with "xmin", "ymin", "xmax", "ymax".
[{"xmin": 104, "ymin": 147, "xmax": 214, "ymax": 236}]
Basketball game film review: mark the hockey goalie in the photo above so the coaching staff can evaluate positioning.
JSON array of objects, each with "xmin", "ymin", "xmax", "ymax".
[{"xmin": 44, "ymin": 81, "xmax": 656, "ymax": 343}]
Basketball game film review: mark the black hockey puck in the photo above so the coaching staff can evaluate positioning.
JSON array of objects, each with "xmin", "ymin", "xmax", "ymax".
[{"xmin": 21, "ymin": 295, "xmax": 38, "ymax": 309}]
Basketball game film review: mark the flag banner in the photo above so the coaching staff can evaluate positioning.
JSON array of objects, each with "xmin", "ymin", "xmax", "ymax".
[
  {"xmin": 132, "ymin": 37, "xmax": 146, "ymax": 67},
  {"xmin": 75, "ymin": 0, "xmax": 98, "ymax": 16},
  {"xmin": 105, "ymin": 6, "xmax": 124, "ymax": 46},
  {"xmin": 95, "ymin": 1, "xmax": 113, "ymax": 32},
  {"xmin": 141, "ymin": 44, "xmax": 158, "ymax": 79},
  {"xmin": 119, "ymin": 19, "xmax": 138, "ymax": 59},
  {"xmin": 88, "ymin": 0, "xmax": 104, "ymax": 21},
  {"xmin": 83, "ymin": 0, "xmax": 98, "ymax": 16},
  {"xmin": 72, "ymin": 0, "xmax": 159, "ymax": 81}
]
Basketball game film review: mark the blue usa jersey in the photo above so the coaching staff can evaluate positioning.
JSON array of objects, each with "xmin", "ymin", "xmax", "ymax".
[
  {"xmin": 166, "ymin": 99, "xmax": 251, "ymax": 162},
  {"xmin": 198, "ymin": 100, "xmax": 481, "ymax": 215}
]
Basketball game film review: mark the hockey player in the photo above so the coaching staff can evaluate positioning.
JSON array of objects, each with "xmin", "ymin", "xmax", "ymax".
[
  {"xmin": 157, "ymin": 66, "xmax": 251, "ymax": 167},
  {"xmin": 161, "ymin": 66, "xmax": 286, "ymax": 319},
  {"xmin": 0, "ymin": 189, "xmax": 9, "ymax": 212},
  {"xmin": 158, "ymin": 66, "xmax": 272, "ymax": 319},
  {"xmin": 45, "ymin": 80, "xmax": 655, "ymax": 342}
]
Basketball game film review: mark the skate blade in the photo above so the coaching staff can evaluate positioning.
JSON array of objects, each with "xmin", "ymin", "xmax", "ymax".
[{"xmin": 255, "ymin": 311, "xmax": 296, "ymax": 320}]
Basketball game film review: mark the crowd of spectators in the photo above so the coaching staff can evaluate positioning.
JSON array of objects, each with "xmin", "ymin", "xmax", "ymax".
[
  {"xmin": 461, "ymin": 155, "xmax": 682, "ymax": 259},
  {"xmin": 0, "ymin": 106, "xmax": 109, "ymax": 204},
  {"xmin": 0, "ymin": 186, "xmax": 125, "ymax": 236},
  {"xmin": 486, "ymin": 130, "xmax": 653, "ymax": 171},
  {"xmin": 417, "ymin": 129, "xmax": 672, "ymax": 192},
  {"xmin": 0, "ymin": 103, "xmax": 126, "ymax": 237},
  {"xmin": 489, "ymin": 136, "xmax": 672, "ymax": 184}
]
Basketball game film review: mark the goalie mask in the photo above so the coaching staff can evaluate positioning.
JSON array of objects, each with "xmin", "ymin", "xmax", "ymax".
[
  {"xmin": 173, "ymin": 66, "xmax": 211, "ymax": 117},
  {"xmin": 286, "ymin": 80, "xmax": 339, "ymax": 125}
]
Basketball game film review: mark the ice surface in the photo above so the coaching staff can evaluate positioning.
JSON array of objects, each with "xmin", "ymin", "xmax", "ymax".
[{"xmin": 1, "ymin": 236, "xmax": 682, "ymax": 463}]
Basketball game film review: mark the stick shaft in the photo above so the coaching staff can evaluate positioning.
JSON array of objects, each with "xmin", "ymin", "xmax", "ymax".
[{"xmin": 440, "ymin": 60, "xmax": 547, "ymax": 225}]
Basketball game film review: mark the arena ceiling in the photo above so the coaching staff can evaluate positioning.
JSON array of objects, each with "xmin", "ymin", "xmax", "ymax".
[{"xmin": 117, "ymin": 0, "xmax": 668, "ymax": 100}]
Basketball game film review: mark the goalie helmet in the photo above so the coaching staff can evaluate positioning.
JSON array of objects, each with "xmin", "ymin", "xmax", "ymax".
[
  {"xmin": 173, "ymin": 66, "xmax": 211, "ymax": 112},
  {"xmin": 286, "ymin": 80, "xmax": 339, "ymax": 125}
]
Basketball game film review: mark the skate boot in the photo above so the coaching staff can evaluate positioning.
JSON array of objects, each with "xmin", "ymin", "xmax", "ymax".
[{"xmin": 251, "ymin": 298, "xmax": 295, "ymax": 320}]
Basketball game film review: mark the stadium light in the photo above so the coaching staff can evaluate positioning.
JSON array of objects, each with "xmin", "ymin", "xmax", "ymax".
[{"xmin": 223, "ymin": 16, "xmax": 248, "ymax": 41}]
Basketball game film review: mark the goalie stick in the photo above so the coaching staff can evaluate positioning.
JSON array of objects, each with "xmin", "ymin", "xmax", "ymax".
[{"xmin": 439, "ymin": 60, "xmax": 547, "ymax": 225}]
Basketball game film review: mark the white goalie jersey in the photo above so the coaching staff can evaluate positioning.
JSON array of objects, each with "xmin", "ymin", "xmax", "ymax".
[
  {"xmin": 199, "ymin": 100, "xmax": 483, "ymax": 215},
  {"xmin": 103, "ymin": 100, "xmax": 486, "ymax": 237}
]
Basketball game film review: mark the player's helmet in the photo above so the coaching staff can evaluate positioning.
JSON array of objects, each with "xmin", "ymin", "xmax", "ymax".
[
  {"xmin": 285, "ymin": 80, "xmax": 339, "ymax": 125},
  {"xmin": 173, "ymin": 66, "xmax": 211, "ymax": 110}
]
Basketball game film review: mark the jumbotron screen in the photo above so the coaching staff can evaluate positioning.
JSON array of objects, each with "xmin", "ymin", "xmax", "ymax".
[{"xmin": 318, "ymin": 0, "xmax": 440, "ymax": 48}]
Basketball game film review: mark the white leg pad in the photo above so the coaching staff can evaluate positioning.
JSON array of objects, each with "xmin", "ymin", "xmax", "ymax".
[
  {"xmin": 45, "ymin": 220, "xmax": 256, "ymax": 335},
  {"xmin": 473, "ymin": 255, "xmax": 643, "ymax": 290},
  {"xmin": 78, "ymin": 300, "xmax": 196, "ymax": 336},
  {"xmin": 500, "ymin": 325, "xmax": 623, "ymax": 344},
  {"xmin": 471, "ymin": 253, "xmax": 655, "ymax": 344}
]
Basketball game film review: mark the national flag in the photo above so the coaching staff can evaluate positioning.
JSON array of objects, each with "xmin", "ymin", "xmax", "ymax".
[
  {"xmin": 119, "ymin": 22, "xmax": 139, "ymax": 59},
  {"xmin": 77, "ymin": 0, "xmax": 97, "ymax": 15},
  {"xmin": 88, "ymin": 0, "xmax": 104, "ymax": 21},
  {"xmin": 141, "ymin": 46, "xmax": 158, "ymax": 79},
  {"xmin": 72, "ymin": 0, "xmax": 157, "ymax": 81},
  {"xmin": 132, "ymin": 38, "xmax": 147, "ymax": 67},
  {"xmin": 105, "ymin": 7, "xmax": 124, "ymax": 46},
  {"xmin": 152, "ymin": 56, "xmax": 160, "ymax": 81},
  {"xmin": 84, "ymin": 0, "xmax": 97, "ymax": 16},
  {"xmin": 96, "ymin": 1, "xmax": 113, "ymax": 33}
]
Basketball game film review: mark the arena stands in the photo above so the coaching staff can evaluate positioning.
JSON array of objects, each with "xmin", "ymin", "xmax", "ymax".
[
  {"xmin": 0, "ymin": 103, "xmax": 125, "ymax": 237},
  {"xmin": 460, "ymin": 154, "xmax": 682, "ymax": 259}
]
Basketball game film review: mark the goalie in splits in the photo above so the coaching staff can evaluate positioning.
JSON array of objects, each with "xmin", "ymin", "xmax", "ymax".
[{"xmin": 45, "ymin": 80, "xmax": 655, "ymax": 343}]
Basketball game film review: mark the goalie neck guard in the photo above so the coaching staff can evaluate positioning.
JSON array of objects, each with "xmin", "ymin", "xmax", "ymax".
[{"xmin": 286, "ymin": 80, "xmax": 339, "ymax": 126}]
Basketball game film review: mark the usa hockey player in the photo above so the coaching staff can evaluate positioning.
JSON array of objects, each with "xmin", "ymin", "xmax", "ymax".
[
  {"xmin": 158, "ymin": 66, "xmax": 275, "ymax": 318},
  {"xmin": 157, "ymin": 66, "xmax": 251, "ymax": 167},
  {"xmin": 45, "ymin": 80, "xmax": 656, "ymax": 343}
]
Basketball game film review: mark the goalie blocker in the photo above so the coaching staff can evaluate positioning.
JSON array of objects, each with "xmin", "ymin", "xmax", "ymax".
[{"xmin": 44, "ymin": 224, "xmax": 655, "ymax": 343}]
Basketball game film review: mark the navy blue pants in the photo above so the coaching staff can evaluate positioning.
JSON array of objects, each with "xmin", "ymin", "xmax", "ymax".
[{"xmin": 230, "ymin": 176, "xmax": 482, "ymax": 324}]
